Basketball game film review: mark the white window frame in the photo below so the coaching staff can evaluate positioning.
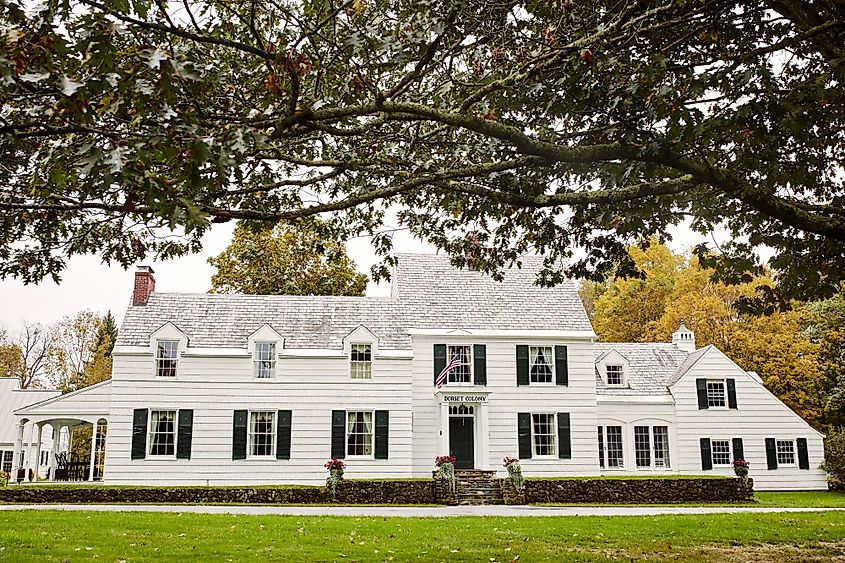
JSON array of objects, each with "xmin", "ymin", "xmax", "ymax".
[
  {"xmin": 0, "ymin": 450, "xmax": 12, "ymax": 473},
  {"xmin": 528, "ymin": 346, "xmax": 555, "ymax": 384},
  {"xmin": 155, "ymin": 340, "xmax": 179, "ymax": 378},
  {"xmin": 247, "ymin": 410, "xmax": 276, "ymax": 458},
  {"xmin": 349, "ymin": 343, "xmax": 373, "ymax": 380},
  {"xmin": 253, "ymin": 341, "xmax": 277, "ymax": 379},
  {"xmin": 633, "ymin": 425, "xmax": 671, "ymax": 469},
  {"xmin": 598, "ymin": 425, "xmax": 625, "ymax": 469},
  {"xmin": 776, "ymin": 439, "xmax": 797, "ymax": 466},
  {"xmin": 652, "ymin": 426, "xmax": 671, "ymax": 469},
  {"xmin": 148, "ymin": 409, "xmax": 177, "ymax": 457},
  {"xmin": 706, "ymin": 380, "xmax": 727, "ymax": 409},
  {"xmin": 711, "ymin": 438, "xmax": 732, "ymax": 466},
  {"xmin": 605, "ymin": 364, "xmax": 625, "ymax": 387},
  {"xmin": 346, "ymin": 410, "xmax": 374, "ymax": 458},
  {"xmin": 446, "ymin": 345, "xmax": 473, "ymax": 384},
  {"xmin": 531, "ymin": 413, "xmax": 557, "ymax": 457}
]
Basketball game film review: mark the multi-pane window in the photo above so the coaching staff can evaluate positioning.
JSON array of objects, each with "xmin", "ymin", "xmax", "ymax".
[
  {"xmin": 707, "ymin": 380, "xmax": 726, "ymax": 407},
  {"xmin": 606, "ymin": 426, "xmax": 624, "ymax": 468},
  {"xmin": 532, "ymin": 413, "xmax": 556, "ymax": 456},
  {"xmin": 350, "ymin": 344, "xmax": 373, "ymax": 380},
  {"xmin": 149, "ymin": 410, "xmax": 176, "ymax": 456},
  {"xmin": 249, "ymin": 411, "xmax": 276, "ymax": 457},
  {"xmin": 254, "ymin": 342, "xmax": 276, "ymax": 379},
  {"xmin": 777, "ymin": 440, "xmax": 796, "ymax": 465},
  {"xmin": 156, "ymin": 340, "xmax": 178, "ymax": 377},
  {"xmin": 606, "ymin": 365, "xmax": 624, "ymax": 386},
  {"xmin": 529, "ymin": 346, "xmax": 554, "ymax": 383},
  {"xmin": 1, "ymin": 451, "xmax": 11, "ymax": 473},
  {"xmin": 711, "ymin": 439, "xmax": 731, "ymax": 465},
  {"xmin": 446, "ymin": 345, "xmax": 472, "ymax": 383},
  {"xmin": 347, "ymin": 411, "xmax": 373, "ymax": 456},
  {"xmin": 634, "ymin": 426, "xmax": 651, "ymax": 467},
  {"xmin": 653, "ymin": 426, "xmax": 671, "ymax": 468}
]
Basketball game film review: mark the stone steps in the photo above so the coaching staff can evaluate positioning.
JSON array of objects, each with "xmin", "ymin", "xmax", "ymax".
[{"xmin": 455, "ymin": 469, "xmax": 503, "ymax": 505}]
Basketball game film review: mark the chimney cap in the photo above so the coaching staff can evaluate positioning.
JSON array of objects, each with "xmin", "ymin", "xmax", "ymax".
[{"xmin": 136, "ymin": 265, "xmax": 155, "ymax": 274}]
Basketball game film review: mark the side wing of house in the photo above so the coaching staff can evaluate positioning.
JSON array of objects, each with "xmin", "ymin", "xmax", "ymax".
[{"xmin": 669, "ymin": 346, "xmax": 826, "ymax": 490}]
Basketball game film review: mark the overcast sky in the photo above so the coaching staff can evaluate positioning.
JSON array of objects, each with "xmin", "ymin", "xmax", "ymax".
[{"xmin": 0, "ymin": 223, "xmax": 709, "ymax": 332}]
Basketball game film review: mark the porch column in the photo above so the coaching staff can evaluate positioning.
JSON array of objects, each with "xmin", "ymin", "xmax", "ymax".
[
  {"xmin": 26, "ymin": 424, "xmax": 39, "ymax": 482},
  {"xmin": 87, "ymin": 424, "xmax": 97, "ymax": 481},
  {"xmin": 49, "ymin": 424, "xmax": 60, "ymax": 481},
  {"xmin": 478, "ymin": 401, "xmax": 490, "ymax": 470},
  {"xmin": 439, "ymin": 402, "xmax": 449, "ymax": 455},
  {"xmin": 12, "ymin": 423, "xmax": 24, "ymax": 483}
]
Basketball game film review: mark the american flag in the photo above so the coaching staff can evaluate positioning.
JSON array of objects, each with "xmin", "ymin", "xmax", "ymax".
[{"xmin": 436, "ymin": 355, "xmax": 462, "ymax": 388}]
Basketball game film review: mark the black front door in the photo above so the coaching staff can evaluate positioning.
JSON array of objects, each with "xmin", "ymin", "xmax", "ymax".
[{"xmin": 449, "ymin": 417, "xmax": 475, "ymax": 469}]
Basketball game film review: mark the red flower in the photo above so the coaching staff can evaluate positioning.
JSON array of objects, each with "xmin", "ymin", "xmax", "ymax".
[
  {"xmin": 324, "ymin": 458, "xmax": 346, "ymax": 471},
  {"xmin": 434, "ymin": 455, "xmax": 457, "ymax": 467}
]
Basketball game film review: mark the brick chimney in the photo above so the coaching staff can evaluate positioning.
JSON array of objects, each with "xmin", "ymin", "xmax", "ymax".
[{"xmin": 133, "ymin": 266, "xmax": 156, "ymax": 306}]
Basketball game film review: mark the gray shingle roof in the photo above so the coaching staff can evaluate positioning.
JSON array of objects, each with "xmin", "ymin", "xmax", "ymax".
[
  {"xmin": 666, "ymin": 345, "xmax": 712, "ymax": 386},
  {"xmin": 594, "ymin": 343, "xmax": 689, "ymax": 396},
  {"xmin": 116, "ymin": 253, "xmax": 593, "ymax": 350}
]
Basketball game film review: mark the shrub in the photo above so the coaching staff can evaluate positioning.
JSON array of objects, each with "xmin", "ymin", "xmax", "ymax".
[{"xmin": 822, "ymin": 431, "xmax": 845, "ymax": 489}]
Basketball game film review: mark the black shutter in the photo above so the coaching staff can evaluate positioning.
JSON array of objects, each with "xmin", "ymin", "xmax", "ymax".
[
  {"xmin": 375, "ymin": 410, "xmax": 389, "ymax": 459},
  {"xmin": 696, "ymin": 379, "xmax": 709, "ymax": 409},
  {"xmin": 131, "ymin": 408, "xmax": 148, "ymax": 460},
  {"xmin": 473, "ymin": 344, "xmax": 487, "ymax": 386},
  {"xmin": 331, "ymin": 410, "xmax": 346, "ymax": 459},
  {"xmin": 433, "ymin": 344, "xmax": 447, "ymax": 386},
  {"xmin": 176, "ymin": 409, "xmax": 193, "ymax": 460},
  {"xmin": 232, "ymin": 410, "xmax": 247, "ymax": 460},
  {"xmin": 765, "ymin": 437, "xmax": 778, "ymax": 469},
  {"xmin": 727, "ymin": 378, "xmax": 738, "ymax": 409},
  {"xmin": 555, "ymin": 345, "xmax": 569, "ymax": 386},
  {"xmin": 516, "ymin": 345, "xmax": 529, "ymax": 386},
  {"xmin": 700, "ymin": 438, "xmax": 712, "ymax": 470},
  {"xmin": 557, "ymin": 412, "xmax": 571, "ymax": 459},
  {"xmin": 517, "ymin": 413, "xmax": 532, "ymax": 459},
  {"xmin": 732, "ymin": 437, "xmax": 744, "ymax": 461},
  {"xmin": 797, "ymin": 438, "xmax": 810, "ymax": 470},
  {"xmin": 276, "ymin": 410, "xmax": 292, "ymax": 460}
]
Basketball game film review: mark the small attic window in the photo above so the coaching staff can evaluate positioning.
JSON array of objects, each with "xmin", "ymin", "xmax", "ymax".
[{"xmin": 605, "ymin": 365, "xmax": 624, "ymax": 386}]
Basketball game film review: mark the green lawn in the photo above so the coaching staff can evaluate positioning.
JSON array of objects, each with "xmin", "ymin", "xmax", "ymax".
[
  {"xmin": 0, "ymin": 510, "xmax": 844, "ymax": 561},
  {"xmin": 755, "ymin": 490, "xmax": 845, "ymax": 507}
]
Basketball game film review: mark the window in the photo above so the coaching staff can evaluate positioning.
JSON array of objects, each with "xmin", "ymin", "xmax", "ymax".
[
  {"xmin": 529, "ymin": 346, "xmax": 554, "ymax": 383},
  {"xmin": 149, "ymin": 410, "xmax": 177, "ymax": 456},
  {"xmin": 249, "ymin": 411, "xmax": 276, "ymax": 457},
  {"xmin": 156, "ymin": 340, "xmax": 178, "ymax": 377},
  {"xmin": 605, "ymin": 426, "xmax": 624, "ymax": 468},
  {"xmin": 347, "ymin": 411, "xmax": 373, "ymax": 456},
  {"xmin": 597, "ymin": 427, "xmax": 605, "ymax": 468},
  {"xmin": 446, "ymin": 345, "xmax": 472, "ymax": 383},
  {"xmin": 350, "ymin": 344, "xmax": 372, "ymax": 379},
  {"xmin": 776, "ymin": 440, "xmax": 796, "ymax": 465},
  {"xmin": 711, "ymin": 439, "xmax": 731, "ymax": 466},
  {"xmin": 1, "ymin": 451, "xmax": 11, "ymax": 473},
  {"xmin": 653, "ymin": 426, "xmax": 671, "ymax": 468},
  {"xmin": 606, "ymin": 365, "xmax": 624, "ymax": 386},
  {"xmin": 634, "ymin": 426, "xmax": 651, "ymax": 467},
  {"xmin": 253, "ymin": 342, "xmax": 276, "ymax": 379},
  {"xmin": 532, "ymin": 413, "xmax": 556, "ymax": 456},
  {"xmin": 707, "ymin": 380, "xmax": 726, "ymax": 408}
]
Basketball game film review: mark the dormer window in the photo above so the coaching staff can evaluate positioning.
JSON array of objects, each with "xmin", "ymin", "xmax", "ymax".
[
  {"xmin": 350, "ymin": 344, "xmax": 373, "ymax": 379},
  {"xmin": 155, "ymin": 340, "xmax": 179, "ymax": 377},
  {"xmin": 606, "ymin": 364, "xmax": 624, "ymax": 386},
  {"xmin": 254, "ymin": 342, "xmax": 276, "ymax": 379},
  {"xmin": 529, "ymin": 346, "xmax": 554, "ymax": 383}
]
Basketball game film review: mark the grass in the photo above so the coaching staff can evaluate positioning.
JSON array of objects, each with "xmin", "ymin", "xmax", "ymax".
[
  {"xmin": 755, "ymin": 490, "xmax": 845, "ymax": 508},
  {"xmin": 528, "ymin": 474, "xmax": 726, "ymax": 480},
  {"xmin": 1, "ymin": 510, "xmax": 844, "ymax": 561}
]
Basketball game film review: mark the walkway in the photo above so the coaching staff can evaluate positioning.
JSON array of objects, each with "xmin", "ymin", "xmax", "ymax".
[{"xmin": 1, "ymin": 504, "xmax": 843, "ymax": 517}]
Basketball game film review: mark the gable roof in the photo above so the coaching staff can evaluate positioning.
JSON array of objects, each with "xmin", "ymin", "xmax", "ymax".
[
  {"xmin": 0, "ymin": 378, "xmax": 60, "ymax": 444},
  {"xmin": 594, "ymin": 343, "xmax": 689, "ymax": 396},
  {"xmin": 666, "ymin": 345, "xmax": 713, "ymax": 386}
]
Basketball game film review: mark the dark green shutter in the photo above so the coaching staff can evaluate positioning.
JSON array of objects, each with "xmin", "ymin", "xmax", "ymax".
[
  {"xmin": 375, "ymin": 410, "xmax": 389, "ymax": 459},
  {"xmin": 276, "ymin": 410, "xmax": 292, "ymax": 460},
  {"xmin": 473, "ymin": 344, "xmax": 486, "ymax": 386},
  {"xmin": 517, "ymin": 413, "xmax": 532, "ymax": 459},
  {"xmin": 765, "ymin": 438, "xmax": 778, "ymax": 469},
  {"xmin": 696, "ymin": 379, "xmax": 709, "ymax": 409},
  {"xmin": 176, "ymin": 409, "xmax": 193, "ymax": 460},
  {"xmin": 433, "ymin": 344, "xmax": 447, "ymax": 386},
  {"xmin": 732, "ymin": 437, "xmax": 744, "ymax": 461},
  {"xmin": 555, "ymin": 345, "xmax": 569, "ymax": 386},
  {"xmin": 557, "ymin": 412, "xmax": 571, "ymax": 459},
  {"xmin": 331, "ymin": 410, "xmax": 346, "ymax": 458},
  {"xmin": 232, "ymin": 410, "xmax": 247, "ymax": 460},
  {"xmin": 700, "ymin": 438, "xmax": 712, "ymax": 470},
  {"xmin": 516, "ymin": 345, "xmax": 529, "ymax": 386},
  {"xmin": 797, "ymin": 438, "xmax": 809, "ymax": 470},
  {"xmin": 131, "ymin": 408, "xmax": 148, "ymax": 460},
  {"xmin": 727, "ymin": 378, "xmax": 738, "ymax": 409}
]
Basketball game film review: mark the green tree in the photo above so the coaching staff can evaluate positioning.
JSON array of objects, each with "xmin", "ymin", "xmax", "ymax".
[
  {"xmin": 1, "ymin": 1, "xmax": 844, "ymax": 303},
  {"xmin": 46, "ymin": 311, "xmax": 112, "ymax": 393},
  {"xmin": 209, "ymin": 221, "xmax": 368, "ymax": 296},
  {"xmin": 802, "ymin": 289, "xmax": 845, "ymax": 428}
]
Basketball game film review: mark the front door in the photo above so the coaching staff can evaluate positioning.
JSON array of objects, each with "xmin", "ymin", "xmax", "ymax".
[{"xmin": 449, "ymin": 416, "xmax": 475, "ymax": 469}]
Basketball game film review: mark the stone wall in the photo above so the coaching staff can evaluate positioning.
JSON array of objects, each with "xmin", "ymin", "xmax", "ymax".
[{"xmin": 506, "ymin": 477, "xmax": 754, "ymax": 504}]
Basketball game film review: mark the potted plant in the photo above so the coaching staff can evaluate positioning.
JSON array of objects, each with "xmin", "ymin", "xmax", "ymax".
[
  {"xmin": 503, "ymin": 456, "xmax": 525, "ymax": 492},
  {"xmin": 435, "ymin": 455, "xmax": 457, "ymax": 493},
  {"xmin": 0, "ymin": 471, "xmax": 9, "ymax": 488},
  {"xmin": 733, "ymin": 458, "xmax": 750, "ymax": 482},
  {"xmin": 324, "ymin": 458, "xmax": 346, "ymax": 497}
]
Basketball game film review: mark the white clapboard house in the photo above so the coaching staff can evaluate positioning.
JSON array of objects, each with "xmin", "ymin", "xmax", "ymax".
[{"xmin": 13, "ymin": 254, "xmax": 826, "ymax": 490}]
